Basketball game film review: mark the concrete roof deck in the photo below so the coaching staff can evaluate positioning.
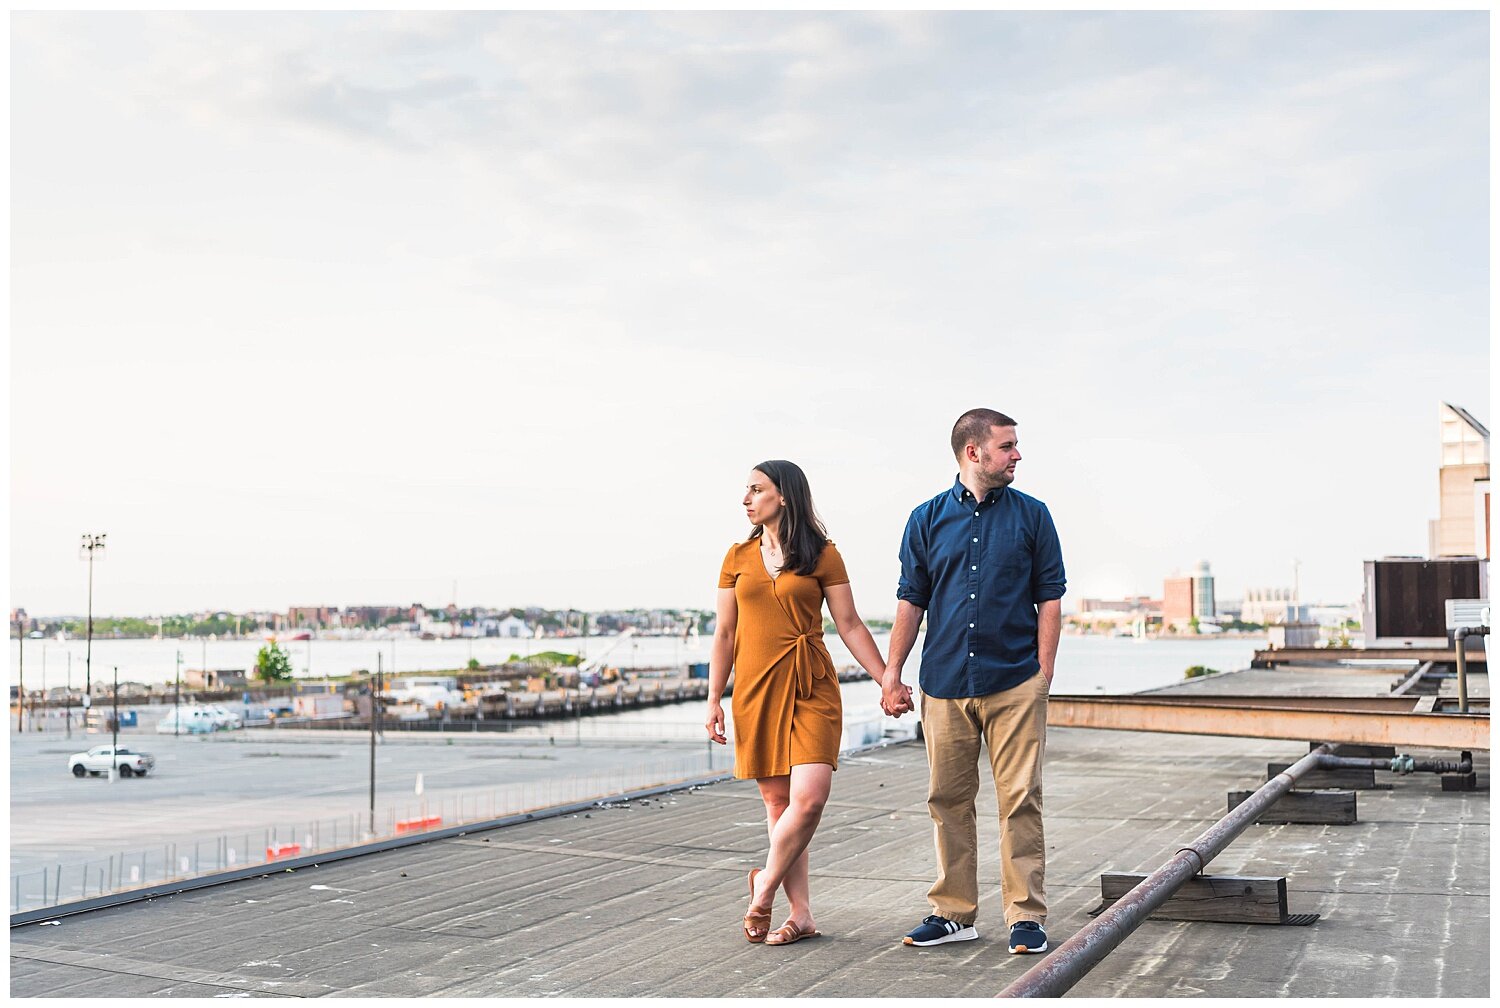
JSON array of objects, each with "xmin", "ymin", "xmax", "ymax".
[{"xmin": 11, "ymin": 667, "xmax": 1490, "ymax": 998}]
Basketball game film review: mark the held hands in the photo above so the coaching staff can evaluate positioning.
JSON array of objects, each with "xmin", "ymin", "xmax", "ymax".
[
  {"xmin": 880, "ymin": 669, "xmax": 914, "ymax": 718},
  {"xmin": 705, "ymin": 700, "xmax": 727, "ymax": 745}
]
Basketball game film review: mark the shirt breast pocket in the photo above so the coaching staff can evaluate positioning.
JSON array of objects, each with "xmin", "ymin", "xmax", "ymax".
[{"xmin": 992, "ymin": 526, "xmax": 1031, "ymax": 576}]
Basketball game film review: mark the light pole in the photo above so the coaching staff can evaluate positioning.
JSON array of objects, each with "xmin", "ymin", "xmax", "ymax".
[
  {"xmin": 40, "ymin": 647, "xmax": 46, "ymax": 732},
  {"xmin": 79, "ymin": 533, "xmax": 106, "ymax": 719},
  {"xmin": 370, "ymin": 653, "xmax": 382, "ymax": 835},
  {"xmin": 111, "ymin": 664, "xmax": 120, "ymax": 758},
  {"xmin": 175, "ymin": 651, "xmax": 183, "ymax": 737},
  {"xmin": 15, "ymin": 618, "xmax": 23, "ymax": 732}
]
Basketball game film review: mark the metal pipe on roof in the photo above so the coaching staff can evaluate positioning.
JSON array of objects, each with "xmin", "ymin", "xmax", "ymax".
[
  {"xmin": 1389, "ymin": 660, "xmax": 1436, "ymax": 697},
  {"xmin": 1456, "ymin": 631, "xmax": 1469, "ymax": 713},
  {"xmin": 1453, "ymin": 626, "xmax": 1488, "ymax": 715},
  {"xmin": 997, "ymin": 745, "xmax": 1335, "ymax": 999},
  {"xmin": 1320, "ymin": 753, "xmax": 1472, "ymax": 775}
]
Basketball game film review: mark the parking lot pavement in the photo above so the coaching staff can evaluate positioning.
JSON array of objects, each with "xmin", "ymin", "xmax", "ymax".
[{"xmin": 9, "ymin": 728, "xmax": 722, "ymax": 879}]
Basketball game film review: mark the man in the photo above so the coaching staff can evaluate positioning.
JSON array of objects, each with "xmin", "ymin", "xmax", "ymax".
[{"xmin": 881, "ymin": 407, "xmax": 1065, "ymax": 954}]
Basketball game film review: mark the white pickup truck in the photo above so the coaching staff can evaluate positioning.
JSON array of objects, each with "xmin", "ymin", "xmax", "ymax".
[{"xmin": 68, "ymin": 745, "xmax": 155, "ymax": 778}]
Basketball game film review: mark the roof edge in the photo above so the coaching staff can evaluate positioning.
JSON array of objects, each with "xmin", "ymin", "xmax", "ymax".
[{"xmin": 1443, "ymin": 402, "xmax": 1490, "ymax": 440}]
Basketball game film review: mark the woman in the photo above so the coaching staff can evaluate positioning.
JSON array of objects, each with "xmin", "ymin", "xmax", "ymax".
[{"xmin": 705, "ymin": 459, "xmax": 893, "ymax": 946}]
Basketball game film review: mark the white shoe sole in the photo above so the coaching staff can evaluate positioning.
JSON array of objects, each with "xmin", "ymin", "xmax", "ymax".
[
  {"xmin": 903, "ymin": 927, "xmax": 979, "ymax": 947},
  {"xmin": 1009, "ymin": 940, "xmax": 1048, "ymax": 954}
]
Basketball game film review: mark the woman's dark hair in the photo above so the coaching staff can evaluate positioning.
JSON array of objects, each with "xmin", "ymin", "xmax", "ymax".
[{"xmin": 749, "ymin": 459, "xmax": 829, "ymax": 576}]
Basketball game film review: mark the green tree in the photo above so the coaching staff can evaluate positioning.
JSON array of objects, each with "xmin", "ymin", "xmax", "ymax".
[
  {"xmin": 188, "ymin": 616, "xmax": 240, "ymax": 637},
  {"xmin": 509, "ymin": 650, "xmax": 580, "ymax": 667},
  {"xmin": 255, "ymin": 641, "xmax": 294, "ymax": 682}
]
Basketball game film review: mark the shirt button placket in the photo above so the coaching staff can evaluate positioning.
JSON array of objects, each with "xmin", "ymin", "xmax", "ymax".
[
  {"xmin": 969, "ymin": 523, "xmax": 980, "ymax": 684},
  {"xmin": 969, "ymin": 505, "xmax": 980, "ymax": 687}
]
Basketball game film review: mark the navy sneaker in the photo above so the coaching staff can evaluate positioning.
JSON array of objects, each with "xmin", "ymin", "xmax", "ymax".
[
  {"xmin": 903, "ymin": 914, "xmax": 978, "ymax": 946},
  {"xmin": 1008, "ymin": 920, "xmax": 1048, "ymax": 954}
]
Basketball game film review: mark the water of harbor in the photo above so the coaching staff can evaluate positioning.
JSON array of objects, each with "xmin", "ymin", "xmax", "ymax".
[{"xmin": 10, "ymin": 633, "xmax": 1266, "ymax": 695}]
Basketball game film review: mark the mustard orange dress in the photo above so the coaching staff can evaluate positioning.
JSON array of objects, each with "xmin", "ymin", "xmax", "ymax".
[{"xmin": 718, "ymin": 538, "xmax": 848, "ymax": 779}]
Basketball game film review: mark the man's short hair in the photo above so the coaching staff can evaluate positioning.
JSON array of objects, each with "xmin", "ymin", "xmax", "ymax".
[{"xmin": 951, "ymin": 408, "xmax": 1018, "ymax": 459}]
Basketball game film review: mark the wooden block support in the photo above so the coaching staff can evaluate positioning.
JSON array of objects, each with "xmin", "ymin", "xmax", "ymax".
[
  {"xmin": 1097, "ymin": 872, "xmax": 1289, "ymax": 924},
  {"xmin": 1268, "ymin": 762, "xmax": 1386, "ymax": 790},
  {"xmin": 1441, "ymin": 773, "xmax": 1479, "ymax": 792},
  {"xmin": 1229, "ymin": 788, "xmax": 1357, "ymax": 825}
]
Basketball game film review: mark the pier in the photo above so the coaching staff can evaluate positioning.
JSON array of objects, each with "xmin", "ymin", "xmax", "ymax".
[{"xmin": 13, "ymin": 665, "xmax": 875, "ymax": 733}]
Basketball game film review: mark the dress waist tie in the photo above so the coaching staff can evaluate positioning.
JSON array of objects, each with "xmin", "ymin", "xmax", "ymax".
[{"xmin": 791, "ymin": 632, "xmax": 834, "ymax": 699}]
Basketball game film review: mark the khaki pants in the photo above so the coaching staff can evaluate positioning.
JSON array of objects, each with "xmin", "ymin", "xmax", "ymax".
[{"xmin": 920, "ymin": 673, "xmax": 1048, "ymax": 927}]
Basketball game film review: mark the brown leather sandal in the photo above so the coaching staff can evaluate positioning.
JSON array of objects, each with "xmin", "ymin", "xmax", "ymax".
[
  {"xmin": 743, "ymin": 868, "xmax": 772, "ymax": 943},
  {"xmin": 765, "ymin": 919, "xmax": 822, "ymax": 946}
]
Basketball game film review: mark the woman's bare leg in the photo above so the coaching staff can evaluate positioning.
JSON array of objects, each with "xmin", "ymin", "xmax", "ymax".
[
  {"xmin": 753, "ymin": 777, "xmax": 811, "ymax": 920},
  {"xmin": 751, "ymin": 763, "xmax": 832, "ymax": 931},
  {"xmin": 745, "ymin": 775, "xmax": 790, "ymax": 938}
]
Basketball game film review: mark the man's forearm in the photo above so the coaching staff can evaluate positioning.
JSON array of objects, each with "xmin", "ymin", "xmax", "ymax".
[
  {"xmin": 885, "ymin": 600, "xmax": 925, "ymax": 676},
  {"xmin": 1037, "ymin": 599, "xmax": 1061, "ymax": 684}
]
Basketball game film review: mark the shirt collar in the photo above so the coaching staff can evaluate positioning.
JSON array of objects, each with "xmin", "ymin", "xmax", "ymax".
[{"xmin": 950, "ymin": 475, "xmax": 1006, "ymax": 505}]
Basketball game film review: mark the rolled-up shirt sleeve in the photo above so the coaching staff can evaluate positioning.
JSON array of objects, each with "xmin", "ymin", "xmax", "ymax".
[
  {"xmin": 1031, "ymin": 505, "xmax": 1066, "ymax": 603},
  {"xmin": 897, "ymin": 511, "xmax": 931, "ymax": 609}
]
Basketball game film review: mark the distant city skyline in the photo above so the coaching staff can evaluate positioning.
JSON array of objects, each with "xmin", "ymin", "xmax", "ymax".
[
  {"xmin": 13, "ymin": 578, "xmax": 1361, "ymax": 625},
  {"xmin": 10, "ymin": 12, "xmax": 1489, "ymax": 617}
]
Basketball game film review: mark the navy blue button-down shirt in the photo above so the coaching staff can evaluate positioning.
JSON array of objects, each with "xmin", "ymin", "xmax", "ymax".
[{"xmin": 897, "ymin": 476, "xmax": 1066, "ymax": 699}]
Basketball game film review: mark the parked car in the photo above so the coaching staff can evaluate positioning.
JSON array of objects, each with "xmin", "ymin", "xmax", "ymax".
[
  {"xmin": 203, "ymin": 703, "xmax": 243, "ymax": 730},
  {"xmin": 155, "ymin": 707, "xmax": 218, "ymax": 734},
  {"xmin": 68, "ymin": 745, "xmax": 155, "ymax": 778}
]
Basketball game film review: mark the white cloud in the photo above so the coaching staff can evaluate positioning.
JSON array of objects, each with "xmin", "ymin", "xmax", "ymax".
[{"xmin": 10, "ymin": 11, "xmax": 1488, "ymax": 615}]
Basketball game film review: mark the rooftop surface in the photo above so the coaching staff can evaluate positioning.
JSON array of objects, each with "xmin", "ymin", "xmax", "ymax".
[{"xmin": 11, "ymin": 666, "xmax": 1489, "ymax": 998}]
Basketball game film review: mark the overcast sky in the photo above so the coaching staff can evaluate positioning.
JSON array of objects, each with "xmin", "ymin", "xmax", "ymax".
[{"xmin": 10, "ymin": 11, "xmax": 1490, "ymax": 618}]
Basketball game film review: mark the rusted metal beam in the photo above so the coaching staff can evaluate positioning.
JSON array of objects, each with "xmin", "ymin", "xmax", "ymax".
[
  {"xmin": 1128, "ymin": 694, "xmax": 1426, "ymax": 712},
  {"xmin": 1253, "ymin": 647, "xmax": 1485, "ymax": 665},
  {"xmin": 1047, "ymin": 696, "xmax": 1489, "ymax": 751}
]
